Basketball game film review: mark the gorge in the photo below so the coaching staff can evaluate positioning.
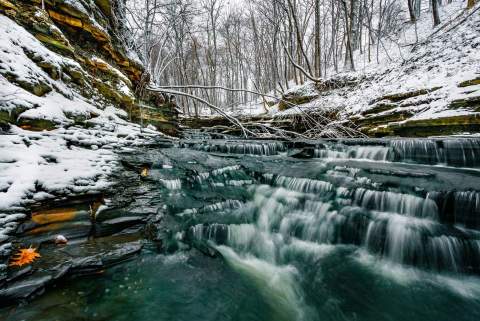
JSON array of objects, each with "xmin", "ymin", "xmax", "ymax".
[{"xmin": 1, "ymin": 1, "xmax": 480, "ymax": 320}]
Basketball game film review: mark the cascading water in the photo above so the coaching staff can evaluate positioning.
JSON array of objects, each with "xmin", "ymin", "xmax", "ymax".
[
  {"xmin": 190, "ymin": 140, "xmax": 287, "ymax": 156},
  {"xmin": 6, "ymin": 137, "xmax": 480, "ymax": 321},
  {"xmin": 311, "ymin": 138, "xmax": 480, "ymax": 167}
]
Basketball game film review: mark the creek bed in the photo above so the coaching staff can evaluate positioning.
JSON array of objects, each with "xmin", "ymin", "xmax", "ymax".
[{"xmin": 2, "ymin": 137, "xmax": 480, "ymax": 321}]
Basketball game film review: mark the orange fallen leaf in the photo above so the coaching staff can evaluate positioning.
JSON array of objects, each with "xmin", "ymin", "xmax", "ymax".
[
  {"xmin": 9, "ymin": 247, "xmax": 41, "ymax": 267},
  {"xmin": 140, "ymin": 167, "xmax": 148, "ymax": 177}
]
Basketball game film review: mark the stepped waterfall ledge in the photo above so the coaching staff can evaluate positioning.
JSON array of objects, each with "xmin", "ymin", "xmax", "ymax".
[
  {"xmin": 1, "ymin": 0, "xmax": 480, "ymax": 320},
  {"xmin": 2, "ymin": 136, "xmax": 480, "ymax": 320}
]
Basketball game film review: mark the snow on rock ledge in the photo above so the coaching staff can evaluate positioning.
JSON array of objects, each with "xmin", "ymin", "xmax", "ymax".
[{"xmin": 271, "ymin": 1, "xmax": 480, "ymax": 137}]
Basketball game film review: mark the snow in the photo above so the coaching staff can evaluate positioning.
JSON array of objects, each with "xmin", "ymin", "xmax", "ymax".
[
  {"xmin": 91, "ymin": 56, "xmax": 132, "ymax": 86},
  {"xmin": 283, "ymin": 81, "xmax": 318, "ymax": 97},
  {"xmin": 0, "ymin": 15, "xmax": 95, "ymax": 125},
  {"xmin": 252, "ymin": 1, "xmax": 480, "ymax": 125},
  {"xmin": 62, "ymin": 0, "xmax": 109, "ymax": 37},
  {"xmin": 0, "ymin": 14, "xmax": 172, "ymax": 266},
  {"xmin": 0, "ymin": 127, "xmax": 115, "ymax": 211}
]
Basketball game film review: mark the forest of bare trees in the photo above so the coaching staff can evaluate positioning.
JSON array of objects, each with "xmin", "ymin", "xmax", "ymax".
[{"xmin": 124, "ymin": 0, "xmax": 477, "ymax": 116}]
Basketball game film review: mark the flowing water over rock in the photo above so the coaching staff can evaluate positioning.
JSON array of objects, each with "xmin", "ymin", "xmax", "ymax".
[{"xmin": 2, "ymin": 137, "xmax": 480, "ymax": 321}]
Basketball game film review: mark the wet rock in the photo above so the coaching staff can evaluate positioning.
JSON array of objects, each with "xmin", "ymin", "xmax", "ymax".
[
  {"xmin": 101, "ymin": 242, "xmax": 142, "ymax": 267},
  {"xmin": 192, "ymin": 241, "xmax": 220, "ymax": 258},
  {"xmin": 0, "ymin": 274, "xmax": 52, "ymax": 306},
  {"xmin": 367, "ymin": 168, "xmax": 435, "ymax": 178},
  {"xmin": 49, "ymin": 263, "xmax": 71, "ymax": 280},
  {"xmin": 289, "ymin": 147, "xmax": 315, "ymax": 159},
  {"xmin": 54, "ymin": 234, "xmax": 68, "ymax": 245},
  {"xmin": 6, "ymin": 265, "xmax": 33, "ymax": 283},
  {"xmin": 18, "ymin": 221, "xmax": 92, "ymax": 244},
  {"xmin": 94, "ymin": 216, "xmax": 145, "ymax": 237},
  {"xmin": 70, "ymin": 256, "xmax": 103, "ymax": 275}
]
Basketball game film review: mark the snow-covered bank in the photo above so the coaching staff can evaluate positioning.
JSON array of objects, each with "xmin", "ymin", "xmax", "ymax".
[
  {"xmin": 261, "ymin": 1, "xmax": 480, "ymax": 136},
  {"xmin": 0, "ymin": 112, "xmax": 166, "ymax": 271},
  {"xmin": 0, "ymin": 5, "xmax": 176, "ymax": 278}
]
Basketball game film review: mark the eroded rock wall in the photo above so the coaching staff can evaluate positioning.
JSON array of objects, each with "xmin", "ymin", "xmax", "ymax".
[{"xmin": 0, "ymin": 0, "xmax": 178, "ymax": 135}]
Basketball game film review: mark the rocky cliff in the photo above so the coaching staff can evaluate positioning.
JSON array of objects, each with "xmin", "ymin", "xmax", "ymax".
[{"xmin": 0, "ymin": 0, "xmax": 178, "ymax": 135}]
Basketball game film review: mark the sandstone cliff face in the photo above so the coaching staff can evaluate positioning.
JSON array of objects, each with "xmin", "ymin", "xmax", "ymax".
[{"xmin": 0, "ymin": 0, "xmax": 178, "ymax": 135}]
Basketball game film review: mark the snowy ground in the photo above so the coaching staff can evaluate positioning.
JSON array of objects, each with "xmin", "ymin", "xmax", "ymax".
[
  {"xmin": 0, "ymin": 14, "xmax": 168, "ymax": 272},
  {"xmin": 253, "ymin": 1, "xmax": 480, "ymax": 122},
  {"xmin": 0, "ymin": 111, "xmax": 166, "ymax": 271}
]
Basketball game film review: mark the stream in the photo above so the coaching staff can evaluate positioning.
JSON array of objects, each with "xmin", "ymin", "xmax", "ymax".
[{"xmin": 2, "ymin": 136, "xmax": 480, "ymax": 321}]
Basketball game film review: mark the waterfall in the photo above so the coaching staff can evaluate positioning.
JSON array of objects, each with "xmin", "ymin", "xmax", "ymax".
[
  {"xmin": 180, "ymin": 200, "xmax": 244, "ymax": 216},
  {"xmin": 187, "ymin": 182, "xmax": 480, "ymax": 274},
  {"xmin": 311, "ymin": 138, "xmax": 480, "ymax": 167},
  {"xmin": 191, "ymin": 141, "xmax": 286, "ymax": 156},
  {"xmin": 177, "ymin": 137, "xmax": 480, "ymax": 276},
  {"xmin": 160, "ymin": 178, "xmax": 182, "ymax": 190},
  {"xmin": 262, "ymin": 174, "xmax": 334, "ymax": 195},
  {"xmin": 428, "ymin": 191, "xmax": 480, "ymax": 229},
  {"xmin": 352, "ymin": 188, "xmax": 439, "ymax": 219}
]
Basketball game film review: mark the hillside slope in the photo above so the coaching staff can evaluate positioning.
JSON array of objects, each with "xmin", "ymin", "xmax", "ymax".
[{"xmin": 272, "ymin": 2, "xmax": 480, "ymax": 137}]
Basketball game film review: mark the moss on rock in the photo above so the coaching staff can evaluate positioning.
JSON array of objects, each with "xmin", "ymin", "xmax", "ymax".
[
  {"xmin": 366, "ymin": 114, "xmax": 480, "ymax": 137},
  {"xmin": 34, "ymin": 33, "xmax": 74, "ymax": 54},
  {"xmin": 357, "ymin": 109, "xmax": 415, "ymax": 127},
  {"xmin": 458, "ymin": 77, "xmax": 480, "ymax": 88},
  {"xmin": 1, "ymin": 0, "xmax": 179, "ymax": 135},
  {"xmin": 449, "ymin": 95, "xmax": 480, "ymax": 111},
  {"xmin": 370, "ymin": 87, "xmax": 442, "ymax": 104},
  {"xmin": 362, "ymin": 101, "xmax": 398, "ymax": 116},
  {"xmin": 17, "ymin": 117, "xmax": 58, "ymax": 131}
]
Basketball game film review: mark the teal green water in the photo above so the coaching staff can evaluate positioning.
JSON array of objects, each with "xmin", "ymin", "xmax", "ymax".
[
  {"xmin": 5, "ymin": 246, "xmax": 480, "ymax": 321},
  {"xmin": 3, "ymin": 139, "xmax": 480, "ymax": 321}
]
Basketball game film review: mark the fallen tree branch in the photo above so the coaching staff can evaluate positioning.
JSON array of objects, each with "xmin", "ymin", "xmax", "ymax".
[
  {"xmin": 150, "ymin": 84, "xmax": 278, "ymax": 101},
  {"xmin": 149, "ymin": 83, "xmax": 365, "ymax": 140},
  {"xmin": 148, "ymin": 87, "xmax": 255, "ymax": 138}
]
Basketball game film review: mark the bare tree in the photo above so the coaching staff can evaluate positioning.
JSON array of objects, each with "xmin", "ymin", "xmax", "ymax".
[
  {"xmin": 431, "ymin": 0, "xmax": 441, "ymax": 26},
  {"xmin": 125, "ymin": 0, "xmax": 465, "ymax": 122}
]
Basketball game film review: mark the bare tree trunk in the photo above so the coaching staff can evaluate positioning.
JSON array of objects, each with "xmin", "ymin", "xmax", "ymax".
[
  {"xmin": 287, "ymin": 0, "xmax": 314, "ymax": 76},
  {"xmin": 314, "ymin": 0, "xmax": 322, "ymax": 78},
  {"xmin": 408, "ymin": 0, "xmax": 416, "ymax": 22},
  {"xmin": 342, "ymin": 0, "xmax": 355, "ymax": 71},
  {"xmin": 431, "ymin": 0, "xmax": 441, "ymax": 27}
]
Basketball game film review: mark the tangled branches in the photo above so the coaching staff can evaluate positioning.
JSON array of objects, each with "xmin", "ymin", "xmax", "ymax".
[{"xmin": 148, "ymin": 84, "xmax": 366, "ymax": 140}]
